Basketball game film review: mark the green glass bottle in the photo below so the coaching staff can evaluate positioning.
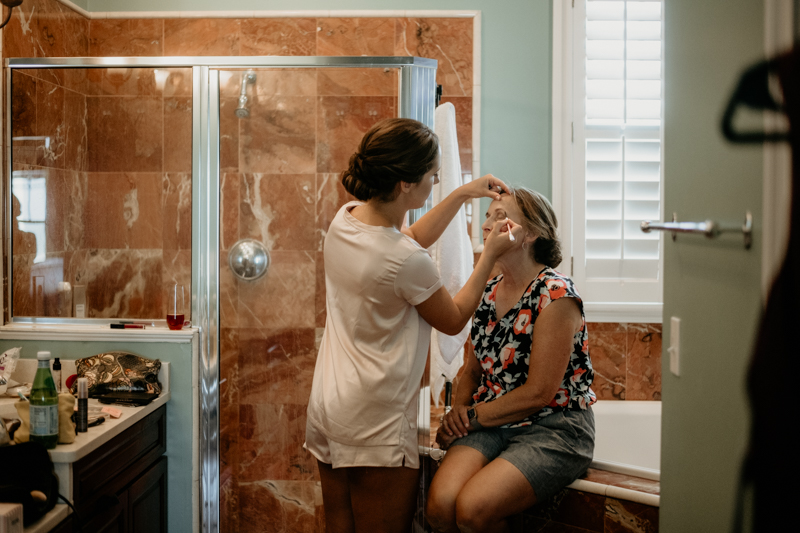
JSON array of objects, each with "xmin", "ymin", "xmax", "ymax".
[{"xmin": 30, "ymin": 351, "xmax": 58, "ymax": 449}]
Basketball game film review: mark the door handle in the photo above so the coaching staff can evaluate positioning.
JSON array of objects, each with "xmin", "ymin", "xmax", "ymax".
[{"xmin": 641, "ymin": 211, "xmax": 752, "ymax": 249}]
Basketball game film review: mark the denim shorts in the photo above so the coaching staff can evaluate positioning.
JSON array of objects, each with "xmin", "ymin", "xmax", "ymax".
[{"xmin": 451, "ymin": 408, "xmax": 595, "ymax": 501}]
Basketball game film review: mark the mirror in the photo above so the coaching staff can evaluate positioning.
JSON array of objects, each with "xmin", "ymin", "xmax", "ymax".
[{"xmin": 8, "ymin": 67, "xmax": 193, "ymax": 320}]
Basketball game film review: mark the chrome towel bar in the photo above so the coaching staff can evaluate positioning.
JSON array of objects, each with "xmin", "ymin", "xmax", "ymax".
[{"xmin": 641, "ymin": 211, "xmax": 752, "ymax": 249}]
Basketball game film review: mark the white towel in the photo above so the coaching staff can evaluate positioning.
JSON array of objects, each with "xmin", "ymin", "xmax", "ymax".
[{"xmin": 429, "ymin": 102, "xmax": 473, "ymax": 407}]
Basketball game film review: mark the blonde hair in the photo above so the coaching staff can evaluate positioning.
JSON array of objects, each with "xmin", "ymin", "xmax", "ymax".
[{"xmin": 509, "ymin": 187, "xmax": 563, "ymax": 267}]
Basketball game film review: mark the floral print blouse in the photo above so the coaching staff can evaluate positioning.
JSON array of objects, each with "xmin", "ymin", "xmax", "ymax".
[{"xmin": 471, "ymin": 268, "xmax": 596, "ymax": 428}]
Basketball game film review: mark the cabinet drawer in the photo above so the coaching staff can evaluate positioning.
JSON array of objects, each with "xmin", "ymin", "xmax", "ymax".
[
  {"xmin": 128, "ymin": 456, "xmax": 168, "ymax": 533},
  {"xmin": 72, "ymin": 406, "xmax": 166, "ymax": 510}
]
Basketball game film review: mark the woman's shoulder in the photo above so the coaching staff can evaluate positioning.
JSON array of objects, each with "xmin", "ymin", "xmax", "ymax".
[{"xmin": 530, "ymin": 268, "xmax": 582, "ymax": 301}]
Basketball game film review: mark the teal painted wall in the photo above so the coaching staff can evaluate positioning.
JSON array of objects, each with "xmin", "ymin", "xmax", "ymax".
[
  {"xmin": 661, "ymin": 0, "xmax": 763, "ymax": 531},
  {"xmin": 0, "ymin": 339, "xmax": 195, "ymax": 533},
  {"xmin": 85, "ymin": 0, "xmax": 554, "ymax": 199}
]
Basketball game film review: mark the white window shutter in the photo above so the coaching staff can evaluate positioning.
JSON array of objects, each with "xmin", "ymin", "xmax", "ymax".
[{"xmin": 572, "ymin": 0, "xmax": 664, "ymax": 310}]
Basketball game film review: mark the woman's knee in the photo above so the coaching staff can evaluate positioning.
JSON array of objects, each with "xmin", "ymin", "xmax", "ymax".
[
  {"xmin": 426, "ymin": 486, "xmax": 457, "ymax": 532},
  {"xmin": 454, "ymin": 490, "xmax": 496, "ymax": 533}
]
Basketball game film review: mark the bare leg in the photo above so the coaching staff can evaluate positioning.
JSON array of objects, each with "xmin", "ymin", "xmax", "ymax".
[
  {"xmin": 348, "ymin": 465, "xmax": 420, "ymax": 533},
  {"xmin": 455, "ymin": 457, "xmax": 537, "ymax": 533},
  {"xmin": 318, "ymin": 460, "xmax": 356, "ymax": 533},
  {"xmin": 426, "ymin": 446, "xmax": 490, "ymax": 533}
]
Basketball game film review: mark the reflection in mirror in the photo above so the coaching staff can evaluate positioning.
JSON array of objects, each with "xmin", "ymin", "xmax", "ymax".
[{"xmin": 8, "ymin": 67, "xmax": 193, "ymax": 321}]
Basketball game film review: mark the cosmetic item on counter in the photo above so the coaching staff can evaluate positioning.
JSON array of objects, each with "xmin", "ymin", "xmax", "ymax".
[
  {"xmin": 76, "ymin": 378, "xmax": 88, "ymax": 433},
  {"xmin": 73, "ymin": 284, "xmax": 86, "ymax": 318},
  {"xmin": 0, "ymin": 347, "xmax": 20, "ymax": 396},
  {"xmin": 30, "ymin": 352, "xmax": 58, "ymax": 449},
  {"xmin": 100, "ymin": 406, "xmax": 123, "ymax": 418},
  {"xmin": 97, "ymin": 391, "xmax": 157, "ymax": 406},
  {"xmin": 110, "ymin": 324, "xmax": 145, "ymax": 329},
  {"xmin": 52, "ymin": 358, "xmax": 61, "ymax": 393},
  {"xmin": 57, "ymin": 393, "xmax": 75, "ymax": 445}
]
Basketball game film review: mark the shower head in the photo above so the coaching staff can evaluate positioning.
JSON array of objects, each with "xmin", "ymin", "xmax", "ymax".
[
  {"xmin": 235, "ymin": 96, "xmax": 250, "ymax": 118},
  {"xmin": 235, "ymin": 70, "xmax": 256, "ymax": 119}
]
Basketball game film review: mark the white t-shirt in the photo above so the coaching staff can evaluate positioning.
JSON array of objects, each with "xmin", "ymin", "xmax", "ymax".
[{"xmin": 306, "ymin": 201, "xmax": 442, "ymax": 467}]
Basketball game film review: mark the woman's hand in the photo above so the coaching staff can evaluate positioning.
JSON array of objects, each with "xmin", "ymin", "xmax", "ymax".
[
  {"xmin": 459, "ymin": 174, "xmax": 511, "ymax": 201},
  {"xmin": 440, "ymin": 405, "xmax": 472, "ymax": 439},
  {"xmin": 482, "ymin": 218, "xmax": 523, "ymax": 260},
  {"xmin": 435, "ymin": 425, "xmax": 460, "ymax": 450}
]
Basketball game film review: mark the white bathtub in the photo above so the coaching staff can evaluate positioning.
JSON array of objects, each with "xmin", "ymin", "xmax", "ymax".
[{"xmin": 590, "ymin": 400, "xmax": 661, "ymax": 481}]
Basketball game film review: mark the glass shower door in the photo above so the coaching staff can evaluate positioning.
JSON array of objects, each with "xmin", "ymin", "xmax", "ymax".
[{"xmin": 215, "ymin": 66, "xmax": 402, "ymax": 532}]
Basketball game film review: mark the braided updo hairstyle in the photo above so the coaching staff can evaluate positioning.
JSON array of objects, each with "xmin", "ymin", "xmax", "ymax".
[
  {"xmin": 510, "ymin": 187, "xmax": 563, "ymax": 267},
  {"xmin": 342, "ymin": 118, "xmax": 439, "ymax": 202}
]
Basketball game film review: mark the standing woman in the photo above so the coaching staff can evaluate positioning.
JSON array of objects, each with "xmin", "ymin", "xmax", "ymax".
[{"xmin": 305, "ymin": 118, "xmax": 522, "ymax": 533}]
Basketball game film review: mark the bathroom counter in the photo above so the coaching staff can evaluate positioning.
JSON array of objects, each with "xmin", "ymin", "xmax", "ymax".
[
  {"xmin": 0, "ymin": 361, "xmax": 170, "ymax": 500},
  {"xmin": 0, "ymin": 391, "xmax": 170, "ymax": 498}
]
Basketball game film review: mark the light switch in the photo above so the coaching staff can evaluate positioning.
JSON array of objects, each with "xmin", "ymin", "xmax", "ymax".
[{"xmin": 669, "ymin": 316, "xmax": 680, "ymax": 376}]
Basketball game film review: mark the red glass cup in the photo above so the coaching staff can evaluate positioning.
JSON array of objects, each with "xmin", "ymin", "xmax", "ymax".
[{"xmin": 167, "ymin": 284, "xmax": 185, "ymax": 330}]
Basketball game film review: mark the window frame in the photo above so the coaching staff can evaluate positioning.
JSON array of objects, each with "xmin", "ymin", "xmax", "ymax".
[{"xmin": 552, "ymin": 0, "xmax": 664, "ymax": 323}]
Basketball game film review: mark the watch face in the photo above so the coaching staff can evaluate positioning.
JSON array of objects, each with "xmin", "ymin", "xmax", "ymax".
[{"xmin": 467, "ymin": 408, "xmax": 476, "ymax": 420}]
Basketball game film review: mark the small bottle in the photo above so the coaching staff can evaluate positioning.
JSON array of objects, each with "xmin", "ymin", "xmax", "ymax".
[
  {"xmin": 30, "ymin": 351, "xmax": 59, "ymax": 449},
  {"xmin": 76, "ymin": 378, "xmax": 88, "ymax": 433},
  {"xmin": 52, "ymin": 357, "xmax": 62, "ymax": 393}
]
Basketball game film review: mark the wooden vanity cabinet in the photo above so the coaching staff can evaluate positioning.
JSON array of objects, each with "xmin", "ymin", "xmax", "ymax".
[{"xmin": 51, "ymin": 406, "xmax": 167, "ymax": 533}]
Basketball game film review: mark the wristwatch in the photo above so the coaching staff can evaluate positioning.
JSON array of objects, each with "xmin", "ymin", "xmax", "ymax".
[{"xmin": 467, "ymin": 407, "xmax": 483, "ymax": 431}]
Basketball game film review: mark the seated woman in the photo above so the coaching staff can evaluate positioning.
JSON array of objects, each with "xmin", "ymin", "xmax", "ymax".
[{"xmin": 426, "ymin": 187, "xmax": 596, "ymax": 533}]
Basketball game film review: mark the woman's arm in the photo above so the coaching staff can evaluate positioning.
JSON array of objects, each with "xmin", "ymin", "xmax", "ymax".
[
  {"xmin": 402, "ymin": 175, "xmax": 508, "ymax": 248},
  {"xmin": 440, "ymin": 297, "xmax": 582, "ymax": 437},
  {"xmin": 415, "ymin": 219, "xmax": 521, "ymax": 335}
]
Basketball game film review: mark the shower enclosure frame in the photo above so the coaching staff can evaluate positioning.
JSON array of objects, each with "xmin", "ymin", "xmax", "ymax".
[{"xmin": 5, "ymin": 55, "xmax": 438, "ymax": 532}]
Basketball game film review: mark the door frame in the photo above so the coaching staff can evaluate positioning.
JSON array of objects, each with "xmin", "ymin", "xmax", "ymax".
[{"xmin": 761, "ymin": 0, "xmax": 796, "ymax": 296}]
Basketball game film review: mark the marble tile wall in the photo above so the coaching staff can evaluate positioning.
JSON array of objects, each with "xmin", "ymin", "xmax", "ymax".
[{"xmin": 588, "ymin": 322, "xmax": 662, "ymax": 401}]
